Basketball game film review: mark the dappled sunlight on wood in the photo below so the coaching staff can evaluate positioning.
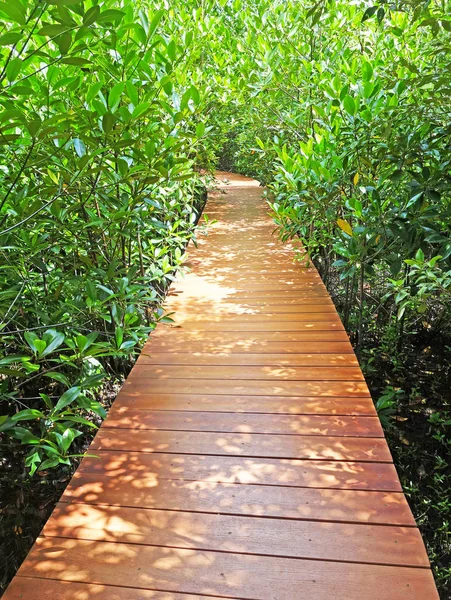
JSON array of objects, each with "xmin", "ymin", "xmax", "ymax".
[
  {"xmin": 3, "ymin": 172, "xmax": 437, "ymax": 600},
  {"xmin": 4, "ymin": 579, "xmax": 203, "ymax": 600},
  {"xmin": 62, "ymin": 477, "xmax": 414, "ymax": 526},
  {"xmin": 75, "ymin": 450, "xmax": 402, "ymax": 491},
  {"xmin": 41, "ymin": 502, "xmax": 428, "ymax": 567},
  {"xmin": 104, "ymin": 407, "xmax": 383, "ymax": 437},
  {"xmin": 120, "ymin": 378, "xmax": 370, "ymax": 397},
  {"xmin": 132, "ymin": 364, "xmax": 363, "ymax": 379},
  {"xmin": 16, "ymin": 536, "xmax": 436, "ymax": 600},
  {"xmin": 91, "ymin": 429, "xmax": 391, "ymax": 462},
  {"xmin": 113, "ymin": 392, "xmax": 377, "ymax": 415}
]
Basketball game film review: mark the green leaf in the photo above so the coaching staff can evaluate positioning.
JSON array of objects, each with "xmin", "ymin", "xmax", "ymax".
[
  {"xmin": 38, "ymin": 457, "xmax": 60, "ymax": 471},
  {"xmin": 115, "ymin": 325, "xmax": 123, "ymax": 348},
  {"xmin": 11, "ymin": 409, "xmax": 46, "ymax": 422},
  {"xmin": 24, "ymin": 331, "xmax": 39, "ymax": 353},
  {"xmin": 343, "ymin": 95, "xmax": 356, "ymax": 116},
  {"xmin": 46, "ymin": 0, "xmax": 83, "ymax": 5},
  {"xmin": 167, "ymin": 40, "xmax": 177, "ymax": 61},
  {"xmin": 190, "ymin": 85, "xmax": 200, "ymax": 106},
  {"xmin": 25, "ymin": 451, "xmax": 41, "ymax": 475},
  {"xmin": 362, "ymin": 61, "xmax": 373, "ymax": 82},
  {"xmin": 0, "ymin": 416, "xmax": 14, "ymax": 433},
  {"xmin": 73, "ymin": 138, "xmax": 86, "ymax": 157},
  {"xmin": 60, "ymin": 428, "xmax": 78, "ymax": 452},
  {"xmin": 86, "ymin": 82, "xmax": 102, "ymax": 103},
  {"xmin": 97, "ymin": 9, "xmax": 125, "ymax": 24},
  {"xmin": 57, "ymin": 31, "xmax": 72, "ymax": 55},
  {"xmin": 53, "ymin": 386, "xmax": 81, "ymax": 413},
  {"xmin": 6, "ymin": 57, "xmax": 21, "ymax": 81},
  {"xmin": 41, "ymin": 329, "xmax": 65, "ymax": 356},
  {"xmin": 0, "ymin": 32, "xmax": 22, "ymax": 46},
  {"xmin": 196, "ymin": 122, "xmax": 206, "ymax": 137},
  {"xmin": 43, "ymin": 371, "xmax": 71, "ymax": 386},
  {"xmin": 38, "ymin": 24, "xmax": 69, "ymax": 37},
  {"xmin": 83, "ymin": 5, "xmax": 100, "ymax": 26},
  {"xmin": 77, "ymin": 397, "xmax": 106, "ymax": 418},
  {"xmin": 108, "ymin": 82, "xmax": 125, "ymax": 110},
  {"xmin": 11, "ymin": 85, "xmax": 35, "ymax": 96},
  {"xmin": 126, "ymin": 81, "xmax": 139, "ymax": 106},
  {"xmin": 148, "ymin": 9, "xmax": 164, "ymax": 39},
  {"xmin": 61, "ymin": 57, "xmax": 92, "ymax": 66},
  {"xmin": 415, "ymin": 248, "xmax": 425, "ymax": 263},
  {"xmin": 362, "ymin": 6, "xmax": 377, "ymax": 22},
  {"xmin": 0, "ymin": 2, "xmax": 26, "ymax": 25},
  {"xmin": 102, "ymin": 112, "xmax": 115, "ymax": 133},
  {"xmin": 132, "ymin": 102, "xmax": 151, "ymax": 120}
]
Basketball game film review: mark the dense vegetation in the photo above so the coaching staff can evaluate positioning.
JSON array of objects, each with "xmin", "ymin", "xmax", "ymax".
[{"xmin": 0, "ymin": 0, "xmax": 450, "ymax": 597}]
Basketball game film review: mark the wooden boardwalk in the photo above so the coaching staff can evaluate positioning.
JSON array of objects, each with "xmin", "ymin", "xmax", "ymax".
[{"xmin": 4, "ymin": 172, "xmax": 439, "ymax": 599}]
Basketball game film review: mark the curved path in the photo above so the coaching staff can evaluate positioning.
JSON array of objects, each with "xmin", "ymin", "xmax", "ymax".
[{"xmin": 4, "ymin": 172, "xmax": 438, "ymax": 599}]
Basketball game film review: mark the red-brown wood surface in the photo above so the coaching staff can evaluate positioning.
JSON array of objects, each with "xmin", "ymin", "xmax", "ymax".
[{"xmin": 3, "ymin": 172, "xmax": 439, "ymax": 600}]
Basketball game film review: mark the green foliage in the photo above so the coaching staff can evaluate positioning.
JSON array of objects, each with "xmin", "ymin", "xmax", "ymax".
[
  {"xmin": 0, "ymin": 0, "xmax": 214, "ymax": 475},
  {"xmin": 1, "ymin": 0, "xmax": 450, "ymax": 595}
]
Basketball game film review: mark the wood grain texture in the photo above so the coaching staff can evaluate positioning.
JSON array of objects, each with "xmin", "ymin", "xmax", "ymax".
[
  {"xmin": 131, "ymin": 364, "xmax": 364, "ymax": 380},
  {"xmin": 137, "ymin": 351, "xmax": 357, "ymax": 365},
  {"xmin": 113, "ymin": 393, "xmax": 377, "ymax": 415},
  {"xmin": 16, "ymin": 537, "xmax": 438, "ymax": 600},
  {"xmin": 2, "ymin": 579, "xmax": 210, "ymax": 600},
  {"xmin": 158, "ymin": 320, "xmax": 345, "ymax": 332},
  {"xmin": 61, "ymin": 477, "xmax": 415, "ymax": 526},
  {"xmin": 120, "ymin": 378, "xmax": 371, "ymax": 397},
  {"xmin": 3, "ymin": 171, "xmax": 437, "ymax": 600},
  {"xmin": 43, "ymin": 503, "xmax": 428, "ymax": 567},
  {"xmin": 91, "ymin": 429, "xmax": 392, "ymax": 462},
  {"xmin": 104, "ymin": 408, "xmax": 384, "ymax": 437},
  {"xmin": 76, "ymin": 450, "xmax": 403, "ymax": 491},
  {"xmin": 146, "ymin": 336, "xmax": 352, "ymax": 353}
]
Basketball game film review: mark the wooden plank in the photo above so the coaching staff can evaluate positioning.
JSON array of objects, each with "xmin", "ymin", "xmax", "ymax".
[
  {"xmin": 120, "ymin": 378, "xmax": 371, "ymax": 397},
  {"xmin": 175, "ymin": 284, "xmax": 330, "ymax": 293},
  {"xmin": 166, "ymin": 303, "xmax": 338, "ymax": 314},
  {"xmin": 164, "ymin": 303, "xmax": 338, "ymax": 314},
  {"xmin": 228, "ymin": 290, "xmax": 332, "ymax": 298},
  {"xmin": 180, "ymin": 273, "xmax": 323, "ymax": 282},
  {"xmin": 171, "ymin": 312, "xmax": 342, "ymax": 323},
  {"xmin": 113, "ymin": 393, "xmax": 377, "ymax": 415},
  {"xmin": 17, "ymin": 537, "xmax": 439, "ymax": 600},
  {"xmin": 131, "ymin": 365, "xmax": 364, "ymax": 381},
  {"xmin": 137, "ymin": 351, "xmax": 357, "ymax": 366},
  {"xmin": 164, "ymin": 321, "xmax": 345, "ymax": 332},
  {"xmin": 149, "ymin": 329, "xmax": 350, "ymax": 343},
  {"xmin": 214, "ymin": 297, "xmax": 335, "ymax": 307},
  {"xmin": 146, "ymin": 337, "xmax": 352, "ymax": 354},
  {"xmin": 104, "ymin": 408, "xmax": 384, "ymax": 437},
  {"xmin": 170, "ymin": 270, "xmax": 321, "ymax": 279},
  {"xmin": 2, "ymin": 579, "xmax": 205, "ymax": 600},
  {"xmin": 77, "ymin": 450, "xmax": 402, "ymax": 491},
  {"xmin": 43, "ymin": 503, "xmax": 429, "ymax": 568},
  {"xmin": 184, "ymin": 263, "xmax": 319, "ymax": 275},
  {"xmin": 91, "ymin": 429, "xmax": 391, "ymax": 462},
  {"xmin": 61, "ymin": 476, "xmax": 415, "ymax": 526},
  {"xmin": 173, "ymin": 279, "xmax": 325, "ymax": 290},
  {"xmin": 166, "ymin": 294, "xmax": 333, "ymax": 305}
]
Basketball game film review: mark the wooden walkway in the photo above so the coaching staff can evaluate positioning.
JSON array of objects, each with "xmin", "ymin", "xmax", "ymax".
[{"xmin": 4, "ymin": 172, "xmax": 439, "ymax": 599}]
